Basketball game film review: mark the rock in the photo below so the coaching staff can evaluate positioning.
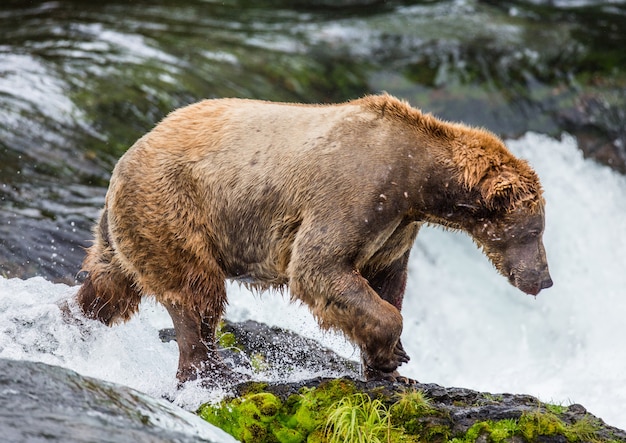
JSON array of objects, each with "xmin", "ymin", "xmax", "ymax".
[
  {"xmin": 557, "ymin": 93, "xmax": 626, "ymax": 174},
  {"xmin": 160, "ymin": 319, "xmax": 360, "ymax": 380},
  {"xmin": 0, "ymin": 358, "xmax": 237, "ymax": 443},
  {"xmin": 291, "ymin": 0, "xmax": 386, "ymax": 6},
  {"xmin": 221, "ymin": 320, "xmax": 360, "ymax": 378}
]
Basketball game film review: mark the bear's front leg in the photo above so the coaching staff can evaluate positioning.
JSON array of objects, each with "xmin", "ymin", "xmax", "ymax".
[
  {"xmin": 363, "ymin": 340, "xmax": 416, "ymax": 384},
  {"xmin": 362, "ymin": 251, "xmax": 417, "ymax": 383},
  {"xmin": 365, "ymin": 250, "xmax": 411, "ymax": 311},
  {"xmin": 290, "ymin": 266, "xmax": 409, "ymax": 376}
]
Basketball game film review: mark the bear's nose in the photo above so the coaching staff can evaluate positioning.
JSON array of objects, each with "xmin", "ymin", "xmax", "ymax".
[{"xmin": 540, "ymin": 276, "xmax": 553, "ymax": 290}]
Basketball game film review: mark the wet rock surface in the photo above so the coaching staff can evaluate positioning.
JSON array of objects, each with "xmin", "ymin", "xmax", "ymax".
[
  {"xmin": 557, "ymin": 93, "xmax": 626, "ymax": 174},
  {"xmin": 160, "ymin": 319, "xmax": 361, "ymax": 380},
  {"xmin": 0, "ymin": 358, "xmax": 235, "ymax": 443}
]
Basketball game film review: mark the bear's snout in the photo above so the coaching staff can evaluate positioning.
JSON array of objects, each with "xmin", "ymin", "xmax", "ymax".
[{"xmin": 510, "ymin": 268, "xmax": 553, "ymax": 296}]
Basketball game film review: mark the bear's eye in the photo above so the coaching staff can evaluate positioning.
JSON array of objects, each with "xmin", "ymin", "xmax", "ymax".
[{"xmin": 521, "ymin": 230, "xmax": 540, "ymax": 241}]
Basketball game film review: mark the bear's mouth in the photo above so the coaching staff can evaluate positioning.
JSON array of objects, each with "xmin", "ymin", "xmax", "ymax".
[
  {"xmin": 508, "ymin": 271, "xmax": 541, "ymax": 296},
  {"xmin": 521, "ymin": 282, "xmax": 542, "ymax": 296}
]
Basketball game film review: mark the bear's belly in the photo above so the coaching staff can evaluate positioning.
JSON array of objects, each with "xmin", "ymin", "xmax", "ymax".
[{"xmin": 224, "ymin": 261, "xmax": 289, "ymax": 289}]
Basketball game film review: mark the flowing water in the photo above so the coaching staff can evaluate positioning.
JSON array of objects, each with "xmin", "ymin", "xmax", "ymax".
[{"xmin": 1, "ymin": 0, "xmax": 626, "ymax": 437}]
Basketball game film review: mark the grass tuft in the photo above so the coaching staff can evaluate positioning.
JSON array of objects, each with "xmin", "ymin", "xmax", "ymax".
[{"xmin": 324, "ymin": 393, "xmax": 393, "ymax": 443}]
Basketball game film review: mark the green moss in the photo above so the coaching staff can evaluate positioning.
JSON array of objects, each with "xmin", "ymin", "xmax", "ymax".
[
  {"xmin": 285, "ymin": 388, "xmax": 323, "ymax": 433},
  {"xmin": 270, "ymin": 427, "xmax": 303, "ymax": 443},
  {"xmin": 459, "ymin": 421, "xmax": 490, "ymax": 442},
  {"xmin": 198, "ymin": 392, "xmax": 282, "ymax": 442},
  {"xmin": 198, "ymin": 379, "xmax": 358, "ymax": 443},
  {"xmin": 545, "ymin": 402, "xmax": 568, "ymax": 415},
  {"xmin": 517, "ymin": 409, "xmax": 601, "ymax": 443},
  {"xmin": 240, "ymin": 382, "xmax": 270, "ymax": 396},
  {"xmin": 217, "ymin": 331, "xmax": 238, "ymax": 350},
  {"xmin": 519, "ymin": 409, "xmax": 567, "ymax": 440},
  {"xmin": 450, "ymin": 419, "xmax": 521, "ymax": 443},
  {"xmin": 565, "ymin": 415, "xmax": 601, "ymax": 443},
  {"xmin": 390, "ymin": 389, "xmax": 447, "ymax": 440},
  {"xmin": 449, "ymin": 409, "xmax": 602, "ymax": 443},
  {"xmin": 392, "ymin": 389, "xmax": 433, "ymax": 417},
  {"xmin": 489, "ymin": 419, "xmax": 520, "ymax": 442},
  {"xmin": 216, "ymin": 321, "xmax": 244, "ymax": 353}
]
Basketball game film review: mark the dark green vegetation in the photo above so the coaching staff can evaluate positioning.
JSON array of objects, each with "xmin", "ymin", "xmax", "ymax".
[
  {"xmin": 197, "ymin": 378, "xmax": 625, "ymax": 442},
  {"xmin": 1, "ymin": 0, "xmax": 626, "ymax": 281}
]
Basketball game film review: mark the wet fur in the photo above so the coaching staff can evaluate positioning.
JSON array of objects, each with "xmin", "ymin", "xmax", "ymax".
[{"xmin": 76, "ymin": 94, "xmax": 550, "ymax": 384}]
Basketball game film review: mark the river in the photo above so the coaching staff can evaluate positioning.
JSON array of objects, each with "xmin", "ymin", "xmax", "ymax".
[{"xmin": 1, "ymin": 0, "xmax": 625, "ymax": 437}]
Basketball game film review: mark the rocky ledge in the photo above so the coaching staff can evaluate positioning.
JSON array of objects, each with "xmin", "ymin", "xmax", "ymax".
[{"xmin": 161, "ymin": 320, "xmax": 626, "ymax": 442}]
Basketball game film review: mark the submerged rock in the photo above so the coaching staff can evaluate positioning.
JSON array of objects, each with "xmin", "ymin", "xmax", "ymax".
[{"xmin": 557, "ymin": 92, "xmax": 626, "ymax": 174}]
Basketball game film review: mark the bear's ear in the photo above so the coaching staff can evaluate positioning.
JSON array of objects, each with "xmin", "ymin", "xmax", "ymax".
[{"xmin": 480, "ymin": 168, "xmax": 520, "ymax": 210}]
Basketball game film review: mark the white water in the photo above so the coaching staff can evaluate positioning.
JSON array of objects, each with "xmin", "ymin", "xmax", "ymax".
[{"xmin": 0, "ymin": 133, "xmax": 624, "ymax": 431}]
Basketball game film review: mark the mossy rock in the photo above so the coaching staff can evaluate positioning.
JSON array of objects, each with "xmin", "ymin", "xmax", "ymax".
[
  {"xmin": 198, "ymin": 379, "xmax": 357, "ymax": 443},
  {"xmin": 197, "ymin": 377, "xmax": 625, "ymax": 443},
  {"xmin": 199, "ymin": 392, "xmax": 282, "ymax": 442}
]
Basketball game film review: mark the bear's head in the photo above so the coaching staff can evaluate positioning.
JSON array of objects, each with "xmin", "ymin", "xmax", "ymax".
[
  {"xmin": 469, "ymin": 164, "xmax": 553, "ymax": 296},
  {"xmin": 471, "ymin": 204, "xmax": 552, "ymax": 296},
  {"xmin": 447, "ymin": 129, "xmax": 553, "ymax": 296}
]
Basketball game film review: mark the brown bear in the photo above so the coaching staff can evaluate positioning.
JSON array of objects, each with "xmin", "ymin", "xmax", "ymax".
[{"xmin": 75, "ymin": 94, "xmax": 552, "ymax": 384}]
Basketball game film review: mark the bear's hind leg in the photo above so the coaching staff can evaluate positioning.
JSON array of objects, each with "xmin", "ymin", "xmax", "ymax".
[
  {"xmin": 76, "ymin": 209, "xmax": 142, "ymax": 325},
  {"xmin": 161, "ymin": 278, "xmax": 239, "ymax": 386},
  {"xmin": 76, "ymin": 266, "xmax": 142, "ymax": 326}
]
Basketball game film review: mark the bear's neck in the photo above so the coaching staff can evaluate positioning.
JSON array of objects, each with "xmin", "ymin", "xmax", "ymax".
[{"xmin": 408, "ymin": 164, "xmax": 482, "ymax": 232}]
